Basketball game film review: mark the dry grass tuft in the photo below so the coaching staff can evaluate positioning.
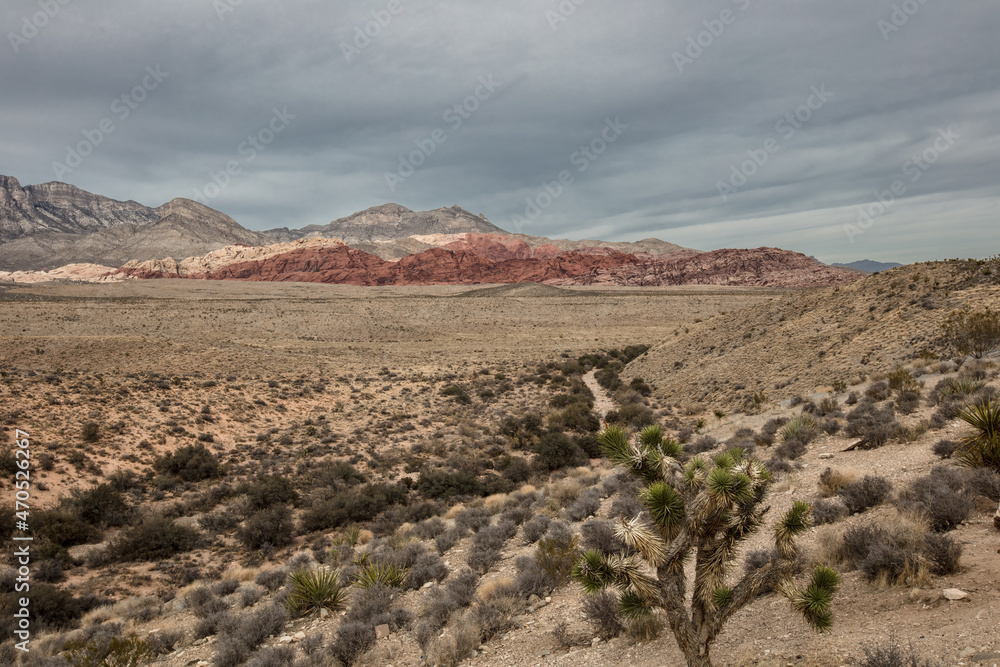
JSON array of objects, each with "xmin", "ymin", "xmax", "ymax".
[
  {"xmin": 221, "ymin": 564, "xmax": 260, "ymax": 583},
  {"xmin": 476, "ymin": 576, "xmax": 515, "ymax": 601},
  {"xmin": 817, "ymin": 467, "xmax": 859, "ymax": 497},
  {"xmin": 547, "ymin": 478, "xmax": 582, "ymax": 506}
]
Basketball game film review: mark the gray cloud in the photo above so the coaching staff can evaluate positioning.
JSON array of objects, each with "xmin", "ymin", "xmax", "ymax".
[{"xmin": 1, "ymin": 0, "xmax": 998, "ymax": 263}]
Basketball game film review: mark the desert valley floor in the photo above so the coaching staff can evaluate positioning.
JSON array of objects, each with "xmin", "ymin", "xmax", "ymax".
[{"xmin": 1, "ymin": 271, "xmax": 998, "ymax": 667}]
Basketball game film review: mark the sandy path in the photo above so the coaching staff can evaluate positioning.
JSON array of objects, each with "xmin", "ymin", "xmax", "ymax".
[{"xmin": 583, "ymin": 369, "xmax": 615, "ymax": 421}]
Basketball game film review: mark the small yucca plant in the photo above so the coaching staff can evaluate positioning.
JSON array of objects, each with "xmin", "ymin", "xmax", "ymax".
[
  {"xmin": 940, "ymin": 376, "xmax": 983, "ymax": 399},
  {"xmin": 286, "ymin": 568, "xmax": 348, "ymax": 617},
  {"xmin": 353, "ymin": 560, "xmax": 409, "ymax": 589},
  {"xmin": 957, "ymin": 398, "xmax": 1000, "ymax": 470},
  {"xmin": 573, "ymin": 425, "xmax": 838, "ymax": 667},
  {"xmin": 781, "ymin": 415, "xmax": 816, "ymax": 441}
]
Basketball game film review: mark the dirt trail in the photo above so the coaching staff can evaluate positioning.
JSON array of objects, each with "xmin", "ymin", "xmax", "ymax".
[{"xmin": 583, "ymin": 369, "xmax": 615, "ymax": 421}]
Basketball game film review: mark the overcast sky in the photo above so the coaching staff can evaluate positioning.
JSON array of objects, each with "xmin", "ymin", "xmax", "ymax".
[{"xmin": 2, "ymin": 0, "xmax": 998, "ymax": 263}]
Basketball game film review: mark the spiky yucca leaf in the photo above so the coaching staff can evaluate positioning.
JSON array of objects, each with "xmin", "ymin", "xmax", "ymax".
[
  {"xmin": 957, "ymin": 399, "xmax": 1000, "ymax": 469},
  {"xmin": 724, "ymin": 446, "xmax": 746, "ymax": 463},
  {"xmin": 641, "ymin": 482, "xmax": 685, "ymax": 533},
  {"xmin": 725, "ymin": 502, "xmax": 766, "ymax": 541},
  {"xmin": 706, "ymin": 468, "xmax": 753, "ymax": 506},
  {"xmin": 696, "ymin": 534, "xmax": 741, "ymax": 604},
  {"xmin": 286, "ymin": 568, "xmax": 347, "ymax": 617},
  {"xmin": 960, "ymin": 398, "xmax": 1000, "ymax": 442},
  {"xmin": 650, "ymin": 448, "xmax": 682, "ymax": 481},
  {"xmin": 616, "ymin": 514, "xmax": 668, "ymax": 567},
  {"xmin": 573, "ymin": 549, "xmax": 615, "ymax": 593},
  {"xmin": 573, "ymin": 552, "xmax": 661, "ymax": 602},
  {"xmin": 683, "ymin": 457, "xmax": 710, "ymax": 489},
  {"xmin": 596, "ymin": 553, "xmax": 661, "ymax": 601},
  {"xmin": 775, "ymin": 501, "xmax": 811, "ymax": 556},
  {"xmin": 618, "ymin": 590, "xmax": 654, "ymax": 619},
  {"xmin": 789, "ymin": 583, "xmax": 834, "ymax": 632},
  {"xmin": 713, "ymin": 451, "xmax": 736, "ymax": 470},
  {"xmin": 353, "ymin": 561, "xmax": 409, "ymax": 589},
  {"xmin": 810, "ymin": 565, "xmax": 841, "ymax": 595},
  {"xmin": 598, "ymin": 425, "xmax": 633, "ymax": 464},
  {"xmin": 639, "ymin": 424, "xmax": 664, "ymax": 448},
  {"xmin": 712, "ymin": 586, "xmax": 733, "ymax": 609},
  {"xmin": 662, "ymin": 438, "xmax": 683, "ymax": 459}
]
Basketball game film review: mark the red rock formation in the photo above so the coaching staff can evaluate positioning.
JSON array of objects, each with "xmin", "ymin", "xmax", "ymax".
[{"xmin": 114, "ymin": 242, "xmax": 859, "ymax": 288}]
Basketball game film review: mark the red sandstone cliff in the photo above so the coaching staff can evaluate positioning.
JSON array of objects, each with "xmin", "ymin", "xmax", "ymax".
[{"xmin": 112, "ymin": 239, "xmax": 859, "ymax": 288}]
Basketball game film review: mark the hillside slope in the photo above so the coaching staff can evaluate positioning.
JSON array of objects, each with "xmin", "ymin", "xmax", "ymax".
[{"xmin": 626, "ymin": 258, "xmax": 1000, "ymax": 410}]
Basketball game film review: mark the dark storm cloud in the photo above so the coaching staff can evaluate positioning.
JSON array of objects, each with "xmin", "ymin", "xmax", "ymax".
[{"xmin": 1, "ymin": 0, "xmax": 998, "ymax": 262}]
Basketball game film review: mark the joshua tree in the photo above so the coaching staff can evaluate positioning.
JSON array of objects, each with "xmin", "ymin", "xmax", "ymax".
[{"xmin": 573, "ymin": 425, "xmax": 839, "ymax": 667}]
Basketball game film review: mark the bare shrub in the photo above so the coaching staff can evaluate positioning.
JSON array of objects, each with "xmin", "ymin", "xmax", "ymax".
[
  {"xmin": 580, "ymin": 519, "xmax": 626, "ymax": 556},
  {"xmin": 454, "ymin": 507, "xmax": 492, "ymax": 534},
  {"xmin": 850, "ymin": 634, "xmax": 940, "ymax": 666},
  {"xmin": 922, "ymin": 532, "xmax": 962, "ymax": 575},
  {"xmin": 194, "ymin": 611, "xmax": 231, "ymax": 640},
  {"xmin": 865, "ymin": 382, "xmax": 892, "ymax": 402},
  {"xmin": 684, "ymin": 436, "xmax": 717, "ymax": 455},
  {"xmin": 187, "ymin": 586, "xmax": 229, "ymax": 618},
  {"xmin": 964, "ymin": 467, "xmax": 1000, "ymax": 501},
  {"xmin": 932, "ymin": 439, "xmax": 958, "ymax": 459},
  {"xmin": 812, "ymin": 498, "xmax": 849, "ymax": 525},
  {"xmin": 213, "ymin": 579, "xmax": 240, "ymax": 597},
  {"xmin": 411, "ymin": 517, "xmax": 447, "ymax": 540},
  {"xmin": 245, "ymin": 645, "xmax": 295, "ymax": 667},
  {"xmin": 329, "ymin": 622, "xmax": 376, "ymax": 667},
  {"xmin": 846, "ymin": 403, "xmax": 899, "ymax": 449},
  {"xmin": 254, "ymin": 567, "xmax": 287, "ymax": 592},
  {"xmin": 582, "ymin": 590, "xmax": 625, "ymax": 640},
  {"xmin": 566, "ymin": 487, "xmax": 602, "ymax": 522},
  {"xmin": 238, "ymin": 506, "xmax": 295, "ymax": 550},
  {"xmin": 521, "ymin": 515, "xmax": 550, "ymax": 545},
  {"xmin": 944, "ymin": 306, "xmax": 1000, "ymax": 358},
  {"xmin": 838, "ymin": 476, "xmax": 892, "ymax": 515},
  {"xmin": 212, "ymin": 604, "xmax": 288, "ymax": 667},
  {"xmin": 435, "ymin": 526, "xmax": 465, "ymax": 554},
  {"xmin": 467, "ymin": 521, "xmax": 515, "ymax": 574},
  {"xmin": 406, "ymin": 551, "xmax": 449, "ymax": 590},
  {"xmin": 894, "ymin": 468, "xmax": 974, "ymax": 532},
  {"xmin": 824, "ymin": 514, "xmax": 957, "ymax": 587}
]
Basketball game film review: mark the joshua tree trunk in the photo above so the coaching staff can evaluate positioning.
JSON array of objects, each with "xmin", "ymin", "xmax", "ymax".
[
  {"xmin": 574, "ymin": 426, "xmax": 839, "ymax": 667},
  {"xmin": 994, "ymin": 499, "xmax": 1000, "ymax": 531}
]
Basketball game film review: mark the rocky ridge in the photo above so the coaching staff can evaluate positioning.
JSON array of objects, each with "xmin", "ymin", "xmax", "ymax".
[
  {"xmin": 0, "ymin": 174, "xmax": 159, "ymax": 242},
  {"xmin": 109, "ymin": 240, "xmax": 860, "ymax": 288}
]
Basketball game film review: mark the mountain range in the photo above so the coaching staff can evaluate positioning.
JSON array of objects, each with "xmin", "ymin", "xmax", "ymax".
[
  {"xmin": 0, "ymin": 174, "xmax": 863, "ymax": 287},
  {"xmin": 831, "ymin": 259, "xmax": 903, "ymax": 273}
]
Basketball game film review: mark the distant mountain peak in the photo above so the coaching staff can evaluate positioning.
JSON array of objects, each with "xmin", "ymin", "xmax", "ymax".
[
  {"xmin": 264, "ymin": 202, "xmax": 507, "ymax": 245},
  {"xmin": 832, "ymin": 259, "xmax": 903, "ymax": 273}
]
